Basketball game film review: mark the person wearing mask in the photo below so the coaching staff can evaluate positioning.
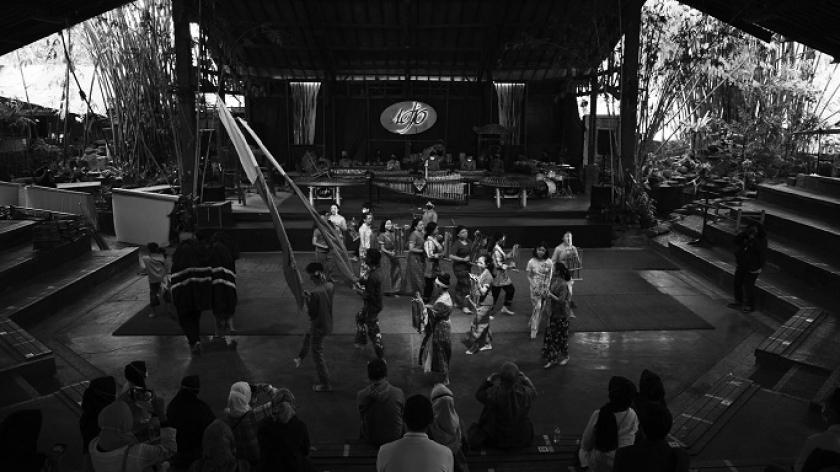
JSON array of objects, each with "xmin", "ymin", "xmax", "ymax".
[
  {"xmin": 473, "ymin": 361, "xmax": 537, "ymax": 450},
  {"xmin": 294, "ymin": 262, "xmax": 335, "ymax": 392},
  {"xmin": 377, "ymin": 395, "xmax": 453, "ymax": 472},
  {"xmin": 358, "ymin": 359, "xmax": 405, "ymax": 447},
  {"xmin": 728, "ymin": 220, "xmax": 767, "ymax": 313},
  {"xmin": 80, "ymin": 376, "xmax": 117, "ymax": 471},
  {"xmin": 89, "ymin": 401, "xmax": 176, "ymax": 472},
  {"xmin": 579, "ymin": 376, "xmax": 639, "ymax": 471},
  {"xmin": 165, "ymin": 375, "xmax": 216, "ymax": 469}
]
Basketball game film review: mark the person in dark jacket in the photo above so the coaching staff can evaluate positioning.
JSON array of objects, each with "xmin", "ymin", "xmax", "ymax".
[
  {"xmin": 171, "ymin": 233, "xmax": 213, "ymax": 354},
  {"xmin": 258, "ymin": 388, "xmax": 314, "ymax": 472},
  {"xmin": 79, "ymin": 376, "xmax": 117, "ymax": 471},
  {"xmin": 166, "ymin": 375, "xmax": 217, "ymax": 469},
  {"xmin": 728, "ymin": 220, "xmax": 767, "ymax": 313},
  {"xmin": 354, "ymin": 248, "xmax": 385, "ymax": 359},
  {"xmin": 295, "ymin": 262, "xmax": 335, "ymax": 392},
  {"xmin": 474, "ymin": 361, "xmax": 537, "ymax": 450},
  {"xmin": 357, "ymin": 358, "xmax": 405, "ymax": 447},
  {"xmin": 614, "ymin": 402, "xmax": 689, "ymax": 472},
  {"xmin": 209, "ymin": 232, "xmax": 238, "ymax": 348}
]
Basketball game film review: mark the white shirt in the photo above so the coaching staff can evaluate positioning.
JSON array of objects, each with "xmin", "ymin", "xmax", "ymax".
[
  {"xmin": 580, "ymin": 408, "xmax": 639, "ymax": 472},
  {"xmin": 377, "ymin": 432, "xmax": 453, "ymax": 472},
  {"xmin": 360, "ymin": 223, "xmax": 373, "ymax": 253}
]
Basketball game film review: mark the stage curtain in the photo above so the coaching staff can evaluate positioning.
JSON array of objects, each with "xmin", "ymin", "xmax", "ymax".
[
  {"xmin": 291, "ymin": 82, "xmax": 321, "ymax": 145},
  {"xmin": 494, "ymin": 82, "xmax": 525, "ymax": 145}
]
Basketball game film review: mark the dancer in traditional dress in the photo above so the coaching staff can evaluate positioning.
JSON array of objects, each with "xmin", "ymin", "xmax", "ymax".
[
  {"xmin": 542, "ymin": 262, "xmax": 573, "ymax": 368},
  {"xmin": 490, "ymin": 233, "xmax": 518, "ymax": 316},
  {"xmin": 419, "ymin": 273, "xmax": 453, "ymax": 385},
  {"xmin": 354, "ymin": 249, "xmax": 385, "ymax": 359},
  {"xmin": 526, "ymin": 242, "xmax": 553, "ymax": 339},
  {"xmin": 448, "ymin": 225, "xmax": 473, "ymax": 313},
  {"xmin": 403, "ymin": 218, "xmax": 426, "ymax": 296},
  {"xmin": 295, "ymin": 262, "xmax": 334, "ymax": 392},
  {"xmin": 464, "ymin": 255, "xmax": 494, "ymax": 354},
  {"xmin": 312, "ymin": 213, "xmax": 339, "ymax": 283},
  {"xmin": 378, "ymin": 219, "xmax": 402, "ymax": 297},
  {"xmin": 423, "ymin": 222, "xmax": 445, "ymax": 302}
]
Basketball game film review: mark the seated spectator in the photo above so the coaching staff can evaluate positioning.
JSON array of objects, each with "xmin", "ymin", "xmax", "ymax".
[
  {"xmin": 473, "ymin": 361, "xmax": 537, "ymax": 450},
  {"xmin": 429, "ymin": 384, "xmax": 469, "ymax": 472},
  {"xmin": 489, "ymin": 154, "xmax": 505, "ymax": 173},
  {"xmin": 377, "ymin": 394, "xmax": 454, "ymax": 472},
  {"xmin": 358, "ymin": 358, "xmax": 405, "ymax": 447},
  {"xmin": 223, "ymin": 381, "xmax": 278, "ymax": 468},
  {"xmin": 634, "ymin": 369, "xmax": 667, "ymax": 443},
  {"xmin": 0, "ymin": 410, "xmax": 50, "ymax": 472},
  {"xmin": 33, "ymin": 164, "xmax": 57, "ymax": 188},
  {"xmin": 579, "ymin": 376, "xmax": 639, "ymax": 472},
  {"xmin": 80, "ymin": 376, "xmax": 117, "ymax": 471},
  {"xmin": 460, "ymin": 153, "xmax": 476, "ymax": 171},
  {"xmin": 190, "ymin": 419, "xmax": 251, "ymax": 472},
  {"xmin": 166, "ymin": 375, "xmax": 216, "ymax": 469},
  {"xmin": 794, "ymin": 387, "xmax": 840, "ymax": 472},
  {"xmin": 613, "ymin": 402, "xmax": 689, "ymax": 472},
  {"xmin": 386, "ymin": 154, "xmax": 401, "ymax": 170},
  {"xmin": 338, "ymin": 151, "xmax": 353, "ymax": 167},
  {"xmin": 118, "ymin": 360, "xmax": 156, "ymax": 436},
  {"xmin": 426, "ymin": 154, "xmax": 441, "ymax": 171},
  {"xmin": 89, "ymin": 401, "xmax": 176, "ymax": 472},
  {"xmin": 258, "ymin": 388, "xmax": 313, "ymax": 472}
]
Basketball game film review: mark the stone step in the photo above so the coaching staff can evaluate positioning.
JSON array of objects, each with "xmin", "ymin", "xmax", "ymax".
[
  {"xmin": 794, "ymin": 174, "xmax": 840, "ymax": 199},
  {"xmin": 0, "ymin": 220, "xmax": 37, "ymax": 248},
  {"xmin": 758, "ymin": 183, "xmax": 840, "ymax": 222},
  {"xmin": 670, "ymin": 374, "xmax": 760, "ymax": 455},
  {"xmin": 0, "ymin": 236, "xmax": 92, "ymax": 296},
  {"xmin": 0, "ymin": 248, "xmax": 139, "ymax": 328},
  {"xmin": 0, "ymin": 317, "xmax": 55, "ymax": 394},
  {"xmin": 772, "ymin": 364, "xmax": 832, "ymax": 402}
]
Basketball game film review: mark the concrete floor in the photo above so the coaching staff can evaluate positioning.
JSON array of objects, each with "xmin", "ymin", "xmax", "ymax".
[{"xmin": 21, "ymin": 245, "xmax": 823, "ymax": 468}]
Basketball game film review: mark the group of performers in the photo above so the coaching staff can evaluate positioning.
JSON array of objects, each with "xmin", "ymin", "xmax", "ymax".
[{"xmin": 299, "ymin": 202, "xmax": 582, "ymax": 390}]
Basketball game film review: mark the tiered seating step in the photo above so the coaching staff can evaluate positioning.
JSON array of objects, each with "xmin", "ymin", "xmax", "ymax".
[
  {"xmin": 0, "ymin": 248, "xmax": 138, "ymax": 328},
  {"xmin": 0, "ymin": 220, "xmax": 37, "ymax": 248},
  {"xmin": 754, "ymin": 308, "xmax": 829, "ymax": 367},
  {"xmin": 0, "ymin": 318, "xmax": 55, "ymax": 405},
  {"xmin": 311, "ymin": 433, "xmax": 580, "ymax": 471},
  {"xmin": 757, "ymin": 183, "xmax": 840, "ymax": 221},
  {"xmin": 57, "ymin": 380, "xmax": 89, "ymax": 414},
  {"xmin": 691, "ymin": 458, "xmax": 795, "ymax": 472},
  {"xmin": 0, "ymin": 236, "xmax": 92, "ymax": 295},
  {"xmin": 795, "ymin": 174, "xmax": 840, "ymax": 198},
  {"xmin": 670, "ymin": 374, "xmax": 759, "ymax": 455}
]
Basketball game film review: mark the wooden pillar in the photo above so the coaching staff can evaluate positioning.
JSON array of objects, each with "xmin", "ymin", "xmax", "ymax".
[
  {"xmin": 620, "ymin": 0, "xmax": 644, "ymax": 178},
  {"xmin": 173, "ymin": 0, "xmax": 196, "ymax": 196}
]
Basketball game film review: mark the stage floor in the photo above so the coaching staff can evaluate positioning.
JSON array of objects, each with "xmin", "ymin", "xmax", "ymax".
[{"xmin": 26, "ymin": 245, "xmax": 816, "ymax": 470}]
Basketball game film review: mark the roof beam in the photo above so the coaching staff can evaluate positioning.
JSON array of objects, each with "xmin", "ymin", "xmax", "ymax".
[{"xmin": 477, "ymin": 1, "xmax": 510, "ymax": 82}]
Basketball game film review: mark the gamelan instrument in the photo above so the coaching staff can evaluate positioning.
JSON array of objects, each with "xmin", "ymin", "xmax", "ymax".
[{"xmin": 373, "ymin": 172, "xmax": 467, "ymax": 203}]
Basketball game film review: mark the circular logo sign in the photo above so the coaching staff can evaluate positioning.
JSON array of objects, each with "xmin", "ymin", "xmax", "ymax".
[{"xmin": 380, "ymin": 101, "xmax": 437, "ymax": 135}]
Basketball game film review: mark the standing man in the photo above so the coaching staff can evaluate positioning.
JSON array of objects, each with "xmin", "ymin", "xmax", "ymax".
[
  {"xmin": 727, "ymin": 220, "xmax": 767, "ymax": 313},
  {"xmin": 295, "ymin": 263, "xmax": 335, "ymax": 392},
  {"xmin": 354, "ymin": 249, "xmax": 385, "ymax": 359}
]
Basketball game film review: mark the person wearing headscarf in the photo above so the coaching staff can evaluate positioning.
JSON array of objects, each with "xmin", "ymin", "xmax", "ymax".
[
  {"xmin": 419, "ymin": 273, "xmax": 454, "ymax": 385},
  {"xmin": 191, "ymin": 420, "xmax": 250, "ymax": 472},
  {"xmin": 166, "ymin": 375, "xmax": 217, "ymax": 469},
  {"xmin": 258, "ymin": 389, "xmax": 314, "ymax": 472},
  {"xmin": 89, "ymin": 401, "xmax": 176, "ymax": 472},
  {"xmin": 171, "ymin": 233, "xmax": 213, "ymax": 354},
  {"xmin": 80, "ymin": 376, "xmax": 118, "ymax": 460},
  {"xmin": 222, "ymin": 381, "xmax": 278, "ymax": 468},
  {"xmin": 429, "ymin": 384, "xmax": 469, "ymax": 472},
  {"xmin": 403, "ymin": 218, "xmax": 426, "ymax": 296},
  {"xmin": 473, "ymin": 361, "xmax": 537, "ymax": 450},
  {"xmin": 209, "ymin": 232, "xmax": 238, "ymax": 348},
  {"xmin": 579, "ymin": 376, "xmax": 639, "ymax": 471},
  {"xmin": 0, "ymin": 409, "xmax": 47, "ymax": 472}
]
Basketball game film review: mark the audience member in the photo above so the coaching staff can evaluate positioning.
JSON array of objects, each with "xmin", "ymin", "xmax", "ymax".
[
  {"xmin": 80, "ymin": 376, "xmax": 117, "ymax": 471},
  {"xmin": 166, "ymin": 375, "xmax": 216, "ymax": 469},
  {"xmin": 190, "ymin": 419, "xmax": 251, "ymax": 472},
  {"xmin": 429, "ymin": 384, "xmax": 469, "ymax": 472},
  {"xmin": 613, "ymin": 402, "xmax": 689, "ymax": 472},
  {"xmin": 223, "ymin": 381, "xmax": 278, "ymax": 468},
  {"xmin": 793, "ymin": 387, "xmax": 840, "ymax": 472},
  {"xmin": 489, "ymin": 153, "xmax": 505, "ymax": 173},
  {"xmin": 473, "ymin": 361, "xmax": 537, "ymax": 450},
  {"xmin": 118, "ymin": 360, "xmax": 156, "ymax": 436},
  {"xmin": 0, "ymin": 410, "xmax": 50, "ymax": 472},
  {"xmin": 386, "ymin": 154, "xmax": 401, "ymax": 170},
  {"xmin": 89, "ymin": 401, "xmax": 176, "ymax": 472},
  {"xmin": 258, "ymin": 388, "xmax": 314, "ymax": 472},
  {"xmin": 377, "ymin": 394, "xmax": 454, "ymax": 472},
  {"xmin": 358, "ymin": 358, "xmax": 405, "ymax": 447},
  {"xmin": 637, "ymin": 369, "xmax": 666, "ymax": 406},
  {"xmin": 171, "ymin": 234, "xmax": 213, "ymax": 354},
  {"xmin": 579, "ymin": 376, "xmax": 639, "ymax": 472},
  {"xmin": 460, "ymin": 154, "xmax": 476, "ymax": 171},
  {"xmin": 142, "ymin": 243, "xmax": 169, "ymax": 318},
  {"xmin": 339, "ymin": 151, "xmax": 353, "ymax": 167}
]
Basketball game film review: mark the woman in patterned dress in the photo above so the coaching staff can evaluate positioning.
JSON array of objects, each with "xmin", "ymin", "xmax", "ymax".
[
  {"xmin": 464, "ymin": 255, "xmax": 494, "ymax": 354},
  {"xmin": 542, "ymin": 261, "xmax": 573, "ymax": 368},
  {"xmin": 526, "ymin": 242, "xmax": 553, "ymax": 339},
  {"xmin": 490, "ymin": 233, "xmax": 518, "ymax": 315},
  {"xmin": 378, "ymin": 219, "xmax": 402, "ymax": 296},
  {"xmin": 419, "ymin": 273, "xmax": 453, "ymax": 385},
  {"xmin": 423, "ymin": 222, "xmax": 444, "ymax": 302},
  {"xmin": 403, "ymin": 218, "xmax": 426, "ymax": 296}
]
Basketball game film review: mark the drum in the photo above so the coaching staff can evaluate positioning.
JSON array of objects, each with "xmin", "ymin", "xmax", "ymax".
[
  {"xmin": 547, "ymin": 170, "xmax": 557, "ymax": 179},
  {"xmin": 535, "ymin": 172, "xmax": 546, "ymax": 181}
]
